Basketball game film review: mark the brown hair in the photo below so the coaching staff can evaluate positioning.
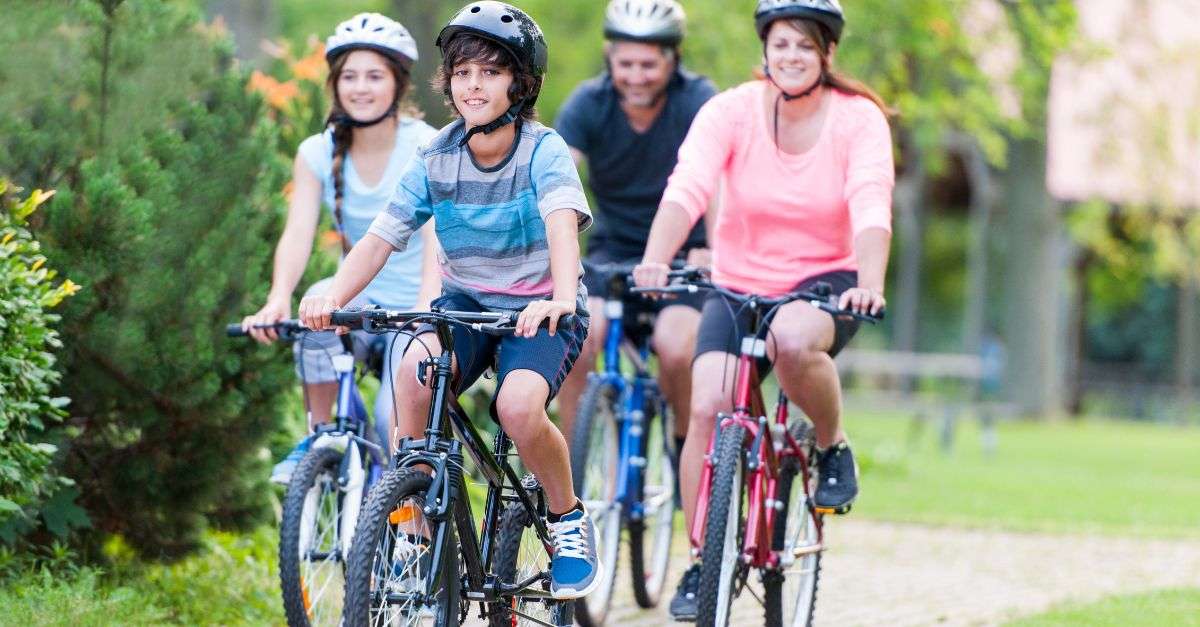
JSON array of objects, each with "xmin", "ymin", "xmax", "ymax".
[
  {"xmin": 759, "ymin": 18, "xmax": 894, "ymax": 117},
  {"xmin": 432, "ymin": 34, "xmax": 540, "ymax": 122},
  {"xmin": 325, "ymin": 49, "xmax": 419, "ymax": 251}
]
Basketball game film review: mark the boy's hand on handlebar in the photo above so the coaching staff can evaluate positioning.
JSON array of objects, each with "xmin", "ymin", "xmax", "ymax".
[
  {"xmin": 632, "ymin": 261, "xmax": 671, "ymax": 291},
  {"xmin": 517, "ymin": 299, "xmax": 574, "ymax": 338},
  {"xmin": 242, "ymin": 298, "xmax": 289, "ymax": 344},
  {"xmin": 839, "ymin": 287, "xmax": 886, "ymax": 317},
  {"xmin": 298, "ymin": 294, "xmax": 346, "ymax": 334}
]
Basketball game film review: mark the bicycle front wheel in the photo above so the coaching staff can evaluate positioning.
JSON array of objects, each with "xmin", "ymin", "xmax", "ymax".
[
  {"xmin": 628, "ymin": 393, "xmax": 675, "ymax": 608},
  {"xmin": 696, "ymin": 423, "xmax": 748, "ymax": 627},
  {"xmin": 343, "ymin": 469, "xmax": 460, "ymax": 627},
  {"xmin": 280, "ymin": 447, "xmax": 345, "ymax": 627},
  {"xmin": 764, "ymin": 421, "xmax": 822, "ymax": 627},
  {"xmin": 568, "ymin": 378, "xmax": 621, "ymax": 627}
]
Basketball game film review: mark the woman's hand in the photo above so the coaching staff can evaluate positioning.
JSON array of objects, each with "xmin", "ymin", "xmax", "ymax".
[
  {"xmin": 632, "ymin": 261, "xmax": 672, "ymax": 291},
  {"xmin": 685, "ymin": 247, "xmax": 712, "ymax": 270},
  {"xmin": 242, "ymin": 297, "xmax": 290, "ymax": 344},
  {"xmin": 838, "ymin": 287, "xmax": 886, "ymax": 317},
  {"xmin": 298, "ymin": 293, "xmax": 343, "ymax": 334},
  {"xmin": 516, "ymin": 299, "xmax": 575, "ymax": 338}
]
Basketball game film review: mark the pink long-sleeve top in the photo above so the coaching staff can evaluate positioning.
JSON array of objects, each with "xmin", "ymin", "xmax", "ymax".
[{"xmin": 662, "ymin": 80, "xmax": 895, "ymax": 296}]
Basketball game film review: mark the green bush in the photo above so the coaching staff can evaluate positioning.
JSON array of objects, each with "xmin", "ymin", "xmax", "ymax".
[
  {"xmin": 0, "ymin": 183, "xmax": 82, "ymax": 545},
  {"xmin": 0, "ymin": 0, "xmax": 303, "ymax": 557}
]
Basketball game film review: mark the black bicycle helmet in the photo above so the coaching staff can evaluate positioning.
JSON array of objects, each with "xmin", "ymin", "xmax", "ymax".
[
  {"xmin": 754, "ymin": 0, "xmax": 845, "ymax": 43},
  {"xmin": 436, "ymin": 2, "xmax": 548, "ymax": 78}
]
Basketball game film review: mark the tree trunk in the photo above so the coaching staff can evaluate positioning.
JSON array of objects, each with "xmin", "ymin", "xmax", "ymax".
[
  {"xmin": 205, "ymin": 0, "xmax": 278, "ymax": 67},
  {"xmin": 1176, "ymin": 270, "xmax": 1198, "ymax": 414},
  {"xmin": 391, "ymin": 0, "xmax": 458, "ymax": 127},
  {"xmin": 892, "ymin": 146, "xmax": 925, "ymax": 363},
  {"xmin": 1000, "ymin": 136, "xmax": 1065, "ymax": 417}
]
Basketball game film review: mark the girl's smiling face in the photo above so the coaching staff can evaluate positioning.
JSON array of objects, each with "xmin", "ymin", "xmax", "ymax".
[
  {"xmin": 451, "ymin": 60, "xmax": 515, "ymax": 127},
  {"xmin": 335, "ymin": 49, "xmax": 397, "ymax": 122}
]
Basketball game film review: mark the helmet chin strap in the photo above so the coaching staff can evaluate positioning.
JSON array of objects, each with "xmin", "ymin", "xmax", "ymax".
[
  {"xmin": 332, "ymin": 102, "xmax": 399, "ymax": 128},
  {"xmin": 460, "ymin": 100, "xmax": 525, "ymax": 147}
]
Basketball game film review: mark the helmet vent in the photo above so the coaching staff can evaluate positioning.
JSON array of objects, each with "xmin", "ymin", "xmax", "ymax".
[
  {"xmin": 470, "ymin": 5, "xmax": 481, "ymax": 12},
  {"xmin": 501, "ymin": 14, "xmax": 513, "ymax": 23}
]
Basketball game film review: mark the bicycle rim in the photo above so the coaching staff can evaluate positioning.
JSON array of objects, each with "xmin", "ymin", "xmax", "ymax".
[
  {"xmin": 570, "ymin": 381, "xmax": 621, "ymax": 626},
  {"xmin": 781, "ymin": 483, "xmax": 820, "ymax": 627},
  {"xmin": 281, "ymin": 447, "xmax": 345, "ymax": 627},
  {"xmin": 630, "ymin": 397, "xmax": 675, "ymax": 607}
]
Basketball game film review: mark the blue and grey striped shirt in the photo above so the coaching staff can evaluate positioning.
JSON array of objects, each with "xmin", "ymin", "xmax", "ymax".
[{"xmin": 368, "ymin": 119, "xmax": 592, "ymax": 312}]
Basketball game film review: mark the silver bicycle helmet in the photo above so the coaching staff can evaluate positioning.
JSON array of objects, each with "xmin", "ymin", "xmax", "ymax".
[
  {"xmin": 604, "ymin": 0, "xmax": 686, "ymax": 46},
  {"xmin": 754, "ymin": 0, "xmax": 845, "ymax": 43},
  {"xmin": 326, "ymin": 13, "xmax": 419, "ymax": 70}
]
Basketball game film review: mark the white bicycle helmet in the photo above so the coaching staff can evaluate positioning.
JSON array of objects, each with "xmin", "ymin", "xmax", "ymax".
[
  {"xmin": 325, "ymin": 13, "xmax": 418, "ymax": 70},
  {"xmin": 754, "ymin": 0, "xmax": 845, "ymax": 42},
  {"xmin": 604, "ymin": 0, "xmax": 686, "ymax": 46}
]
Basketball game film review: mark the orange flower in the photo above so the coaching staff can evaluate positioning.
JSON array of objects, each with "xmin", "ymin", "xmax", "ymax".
[
  {"xmin": 248, "ymin": 71, "xmax": 300, "ymax": 109},
  {"xmin": 320, "ymin": 229, "xmax": 343, "ymax": 250},
  {"xmin": 291, "ymin": 46, "xmax": 327, "ymax": 82}
]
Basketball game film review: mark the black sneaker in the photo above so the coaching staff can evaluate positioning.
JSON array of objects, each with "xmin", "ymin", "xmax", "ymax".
[
  {"xmin": 669, "ymin": 562, "xmax": 701, "ymax": 621},
  {"xmin": 813, "ymin": 440, "xmax": 859, "ymax": 514}
]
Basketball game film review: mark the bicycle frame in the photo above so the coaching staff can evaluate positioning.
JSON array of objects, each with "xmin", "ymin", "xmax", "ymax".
[
  {"xmin": 688, "ymin": 304, "xmax": 822, "ymax": 570},
  {"xmin": 589, "ymin": 295, "xmax": 668, "ymax": 522},
  {"xmin": 385, "ymin": 318, "xmax": 560, "ymax": 612}
]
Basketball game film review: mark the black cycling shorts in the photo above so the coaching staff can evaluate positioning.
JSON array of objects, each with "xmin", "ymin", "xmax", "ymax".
[{"xmin": 694, "ymin": 270, "xmax": 860, "ymax": 376}]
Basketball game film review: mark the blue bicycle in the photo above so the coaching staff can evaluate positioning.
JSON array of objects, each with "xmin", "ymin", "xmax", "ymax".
[
  {"xmin": 571, "ymin": 262, "xmax": 681, "ymax": 626},
  {"xmin": 228, "ymin": 320, "xmax": 390, "ymax": 626}
]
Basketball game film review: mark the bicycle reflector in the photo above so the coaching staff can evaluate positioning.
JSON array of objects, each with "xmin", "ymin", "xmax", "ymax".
[{"xmin": 389, "ymin": 503, "xmax": 420, "ymax": 525}]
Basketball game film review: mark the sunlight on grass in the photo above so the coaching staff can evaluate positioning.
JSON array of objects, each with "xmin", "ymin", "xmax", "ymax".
[{"xmin": 1005, "ymin": 588, "xmax": 1200, "ymax": 626}]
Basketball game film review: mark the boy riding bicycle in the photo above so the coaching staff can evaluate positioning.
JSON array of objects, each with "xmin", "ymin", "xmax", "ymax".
[{"xmin": 299, "ymin": 1, "xmax": 601, "ymax": 600}]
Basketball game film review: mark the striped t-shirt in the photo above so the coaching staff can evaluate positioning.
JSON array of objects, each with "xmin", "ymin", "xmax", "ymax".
[{"xmin": 368, "ymin": 119, "xmax": 593, "ymax": 312}]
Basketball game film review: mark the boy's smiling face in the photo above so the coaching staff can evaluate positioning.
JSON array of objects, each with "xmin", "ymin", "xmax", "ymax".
[{"xmin": 451, "ymin": 60, "xmax": 515, "ymax": 127}]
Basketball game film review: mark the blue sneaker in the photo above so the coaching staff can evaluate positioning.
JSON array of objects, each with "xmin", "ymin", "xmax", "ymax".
[
  {"xmin": 270, "ymin": 434, "xmax": 315, "ymax": 485},
  {"xmin": 547, "ymin": 506, "xmax": 602, "ymax": 599}
]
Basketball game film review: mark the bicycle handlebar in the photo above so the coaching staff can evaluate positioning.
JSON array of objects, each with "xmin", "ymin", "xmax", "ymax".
[
  {"xmin": 225, "ymin": 320, "xmax": 307, "ymax": 339},
  {"xmin": 632, "ymin": 280, "xmax": 885, "ymax": 324},
  {"xmin": 329, "ymin": 305, "xmax": 577, "ymax": 336}
]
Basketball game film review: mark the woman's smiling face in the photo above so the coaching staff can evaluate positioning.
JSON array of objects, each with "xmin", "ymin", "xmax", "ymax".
[
  {"xmin": 450, "ymin": 60, "xmax": 515, "ymax": 126},
  {"xmin": 764, "ymin": 20, "xmax": 828, "ymax": 94}
]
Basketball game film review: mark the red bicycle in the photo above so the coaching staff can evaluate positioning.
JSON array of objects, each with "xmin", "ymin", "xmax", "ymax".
[{"xmin": 637, "ymin": 273, "xmax": 881, "ymax": 627}]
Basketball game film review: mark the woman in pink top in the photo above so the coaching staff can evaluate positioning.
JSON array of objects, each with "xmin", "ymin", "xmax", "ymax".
[{"xmin": 633, "ymin": 1, "xmax": 894, "ymax": 617}]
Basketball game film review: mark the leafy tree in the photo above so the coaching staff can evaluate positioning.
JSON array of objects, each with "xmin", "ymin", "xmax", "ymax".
[{"xmin": 0, "ymin": 0, "xmax": 296, "ymax": 557}]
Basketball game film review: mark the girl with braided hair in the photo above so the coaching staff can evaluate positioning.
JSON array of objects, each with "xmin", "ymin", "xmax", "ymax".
[{"xmin": 241, "ymin": 13, "xmax": 440, "ymax": 484}]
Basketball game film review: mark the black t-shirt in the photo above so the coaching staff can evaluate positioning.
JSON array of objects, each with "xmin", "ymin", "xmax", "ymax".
[{"xmin": 555, "ymin": 68, "xmax": 717, "ymax": 259}]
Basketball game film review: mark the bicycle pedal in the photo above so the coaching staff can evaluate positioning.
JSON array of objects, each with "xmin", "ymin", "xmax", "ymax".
[{"xmin": 814, "ymin": 503, "xmax": 852, "ymax": 516}]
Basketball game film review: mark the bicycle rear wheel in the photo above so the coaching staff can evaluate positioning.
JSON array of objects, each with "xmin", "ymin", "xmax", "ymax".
[
  {"xmin": 343, "ymin": 469, "xmax": 460, "ymax": 627},
  {"xmin": 628, "ymin": 394, "xmax": 675, "ymax": 608},
  {"xmin": 489, "ymin": 481, "xmax": 574, "ymax": 627},
  {"xmin": 568, "ymin": 378, "xmax": 621, "ymax": 627},
  {"xmin": 279, "ymin": 446, "xmax": 346, "ymax": 626},
  {"xmin": 764, "ymin": 421, "xmax": 822, "ymax": 627},
  {"xmin": 696, "ymin": 423, "xmax": 748, "ymax": 627}
]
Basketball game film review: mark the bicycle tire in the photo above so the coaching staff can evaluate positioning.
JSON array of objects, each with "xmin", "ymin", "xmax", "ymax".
[
  {"xmin": 568, "ymin": 378, "xmax": 621, "ymax": 627},
  {"xmin": 764, "ymin": 421, "xmax": 822, "ymax": 627},
  {"xmin": 628, "ymin": 394, "xmax": 676, "ymax": 609},
  {"xmin": 343, "ymin": 469, "xmax": 460, "ymax": 627},
  {"xmin": 696, "ymin": 423, "xmax": 748, "ymax": 627},
  {"xmin": 490, "ymin": 493, "xmax": 574, "ymax": 627},
  {"xmin": 280, "ymin": 447, "xmax": 345, "ymax": 627}
]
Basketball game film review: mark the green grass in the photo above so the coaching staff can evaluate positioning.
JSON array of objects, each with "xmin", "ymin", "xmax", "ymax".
[
  {"xmin": 0, "ymin": 528, "xmax": 283, "ymax": 626},
  {"xmin": 846, "ymin": 405, "xmax": 1200, "ymax": 537},
  {"xmin": 1004, "ymin": 588, "xmax": 1200, "ymax": 626}
]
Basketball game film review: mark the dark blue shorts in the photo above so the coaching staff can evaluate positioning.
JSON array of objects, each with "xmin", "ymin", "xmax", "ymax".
[{"xmin": 413, "ymin": 292, "xmax": 589, "ymax": 412}]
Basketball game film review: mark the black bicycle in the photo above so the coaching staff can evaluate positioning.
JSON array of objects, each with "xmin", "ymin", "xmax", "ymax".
[{"xmin": 334, "ymin": 305, "xmax": 575, "ymax": 627}]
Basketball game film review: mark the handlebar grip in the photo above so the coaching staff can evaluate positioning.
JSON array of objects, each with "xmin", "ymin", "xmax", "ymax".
[
  {"xmin": 226, "ymin": 323, "xmax": 248, "ymax": 337},
  {"xmin": 330, "ymin": 309, "xmax": 365, "ymax": 328}
]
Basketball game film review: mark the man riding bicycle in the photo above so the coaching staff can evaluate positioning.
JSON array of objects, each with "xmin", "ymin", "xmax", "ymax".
[{"xmin": 554, "ymin": 0, "xmax": 717, "ymax": 458}]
